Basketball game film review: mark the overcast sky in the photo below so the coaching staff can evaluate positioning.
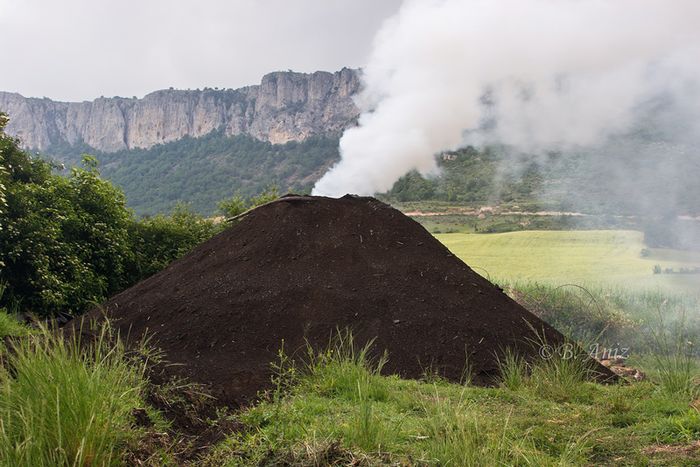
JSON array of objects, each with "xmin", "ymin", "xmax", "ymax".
[{"xmin": 0, "ymin": 0, "xmax": 403, "ymax": 101}]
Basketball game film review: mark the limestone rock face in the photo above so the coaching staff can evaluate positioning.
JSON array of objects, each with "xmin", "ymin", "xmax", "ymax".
[{"xmin": 0, "ymin": 68, "xmax": 361, "ymax": 152}]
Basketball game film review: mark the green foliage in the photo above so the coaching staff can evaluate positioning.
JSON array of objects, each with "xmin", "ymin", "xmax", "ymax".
[
  {"xmin": 0, "ymin": 320, "xmax": 150, "ymax": 466},
  {"xmin": 218, "ymin": 185, "xmax": 280, "ymax": 218},
  {"xmin": 0, "ymin": 116, "xmax": 226, "ymax": 317},
  {"xmin": 129, "ymin": 203, "xmax": 220, "ymax": 279},
  {"xmin": 0, "ymin": 312, "xmax": 26, "ymax": 340},
  {"xmin": 0, "ymin": 284, "xmax": 26, "ymax": 339},
  {"xmin": 0, "ymin": 144, "xmax": 134, "ymax": 316},
  {"xmin": 247, "ymin": 185, "xmax": 280, "ymax": 208},
  {"xmin": 217, "ymin": 194, "xmax": 247, "ymax": 218},
  {"xmin": 383, "ymin": 146, "xmax": 541, "ymax": 205}
]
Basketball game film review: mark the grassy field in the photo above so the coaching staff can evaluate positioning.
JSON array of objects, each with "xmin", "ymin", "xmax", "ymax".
[
  {"xmin": 436, "ymin": 230, "xmax": 700, "ymax": 296},
  {"xmin": 205, "ymin": 334, "xmax": 700, "ymax": 466},
  {"xmin": 2, "ymin": 294, "xmax": 699, "ymax": 465}
]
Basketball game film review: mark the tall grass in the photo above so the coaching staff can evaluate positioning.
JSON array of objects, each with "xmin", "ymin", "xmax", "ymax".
[
  {"xmin": 496, "ymin": 348, "xmax": 528, "ymax": 391},
  {"xmin": 344, "ymin": 382, "xmax": 392, "ymax": 453},
  {"xmin": 506, "ymin": 281, "xmax": 700, "ymax": 356},
  {"xmin": 647, "ymin": 307, "xmax": 699, "ymax": 398},
  {"xmin": 497, "ymin": 324, "xmax": 596, "ymax": 402},
  {"xmin": 528, "ymin": 348, "xmax": 596, "ymax": 403},
  {"xmin": 420, "ymin": 393, "xmax": 510, "ymax": 466},
  {"xmin": 0, "ymin": 320, "xmax": 151, "ymax": 466},
  {"xmin": 300, "ymin": 331, "xmax": 389, "ymax": 403}
]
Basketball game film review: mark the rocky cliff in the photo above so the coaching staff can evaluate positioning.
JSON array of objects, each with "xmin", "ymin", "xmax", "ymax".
[{"xmin": 0, "ymin": 68, "xmax": 361, "ymax": 152}]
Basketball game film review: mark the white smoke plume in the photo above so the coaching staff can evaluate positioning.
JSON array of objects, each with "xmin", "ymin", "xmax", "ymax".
[{"xmin": 313, "ymin": 0, "xmax": 700, "ymax": 197}]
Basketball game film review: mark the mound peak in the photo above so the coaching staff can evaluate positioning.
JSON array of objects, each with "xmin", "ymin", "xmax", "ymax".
[{"xmin": 85, "ymin": 195, "xmax": 612, "ymax": 406}]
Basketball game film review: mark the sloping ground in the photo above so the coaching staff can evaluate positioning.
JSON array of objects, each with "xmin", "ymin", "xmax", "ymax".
[{"xmin": 81, "ymin": 195, "xmax": 612, "ymax": 406}]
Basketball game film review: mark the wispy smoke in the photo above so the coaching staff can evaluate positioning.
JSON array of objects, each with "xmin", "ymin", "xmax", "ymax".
[{"xmin": 313, "ymin": 0, "xmax": 700, "ymax": 197}]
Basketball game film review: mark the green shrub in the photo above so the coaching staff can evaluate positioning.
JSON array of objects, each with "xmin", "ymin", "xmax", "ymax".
[
  {"xmin": 129, "ymin": 203, "xmax": 220, "ymax": 279},
  {"xmin": 217, "ymin": 193, "xmax": 247, "ymax": 218},
  {"xmin": 0, "ymin": 148, "xmax": 134, "ymax": 316},
  {"xmin": 0, "ymin": 114, "xmax": 224, "ymax": 317},
  {"xmin": 218, "ymin": 185, "xmax": 280, "ymax": 219}
]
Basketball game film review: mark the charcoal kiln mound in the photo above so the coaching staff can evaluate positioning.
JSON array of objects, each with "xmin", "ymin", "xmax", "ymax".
[{"xmin": 80, "ymin": 195, "xmax": 614, "ymax": 406}]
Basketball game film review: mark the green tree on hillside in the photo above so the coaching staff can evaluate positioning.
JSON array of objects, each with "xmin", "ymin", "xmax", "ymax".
[
  {"xmin": 129, "ymin": 202, "xmax": 218, "ymax": 279},
  {"xmin": 218, "ymin": 185, "xmax": 280, "ymax": 218}
]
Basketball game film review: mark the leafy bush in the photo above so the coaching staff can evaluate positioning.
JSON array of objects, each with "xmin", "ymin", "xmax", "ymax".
[
  {"xmin": 0, "ymin": 114, "xmax": 224, "ymax": 317},
  {"xmin": 1, "ymin": 115, "xmax": 135, "ymax": 316},
  {"xmin": 129, "ymin": 203, "xmax": 220, "ymax": 279}
]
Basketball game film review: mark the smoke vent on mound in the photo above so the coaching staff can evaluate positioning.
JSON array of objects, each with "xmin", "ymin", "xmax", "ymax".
[{"xmin": 83, "ymin": 195, "xmax": 613, "ymax": 406}]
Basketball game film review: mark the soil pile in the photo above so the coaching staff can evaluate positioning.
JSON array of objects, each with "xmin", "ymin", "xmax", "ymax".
[{"xmin": 84, "ymin": 195, "xmax": 613, "ymax": 406}]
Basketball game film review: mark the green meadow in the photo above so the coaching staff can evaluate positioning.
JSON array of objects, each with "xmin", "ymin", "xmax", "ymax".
[{"xmin": 436, "ymin": 230, "xmax": 700, "ymax": 296}]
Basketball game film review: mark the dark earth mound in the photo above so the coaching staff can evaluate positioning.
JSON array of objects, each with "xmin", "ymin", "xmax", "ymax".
[{"xmin": 81, "ymin": 195, "xmax": 613, "ymax": 406}]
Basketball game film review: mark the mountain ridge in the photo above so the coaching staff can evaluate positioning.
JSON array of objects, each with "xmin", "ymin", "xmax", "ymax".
[{"xmin": 0, "ymin": 68, "xmax": 361, "ymax": 153}]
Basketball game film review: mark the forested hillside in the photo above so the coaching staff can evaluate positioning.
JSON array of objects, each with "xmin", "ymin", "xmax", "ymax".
[{"xmin": 48, "ymin": 131, "xmax": 340, "ymax": 216}]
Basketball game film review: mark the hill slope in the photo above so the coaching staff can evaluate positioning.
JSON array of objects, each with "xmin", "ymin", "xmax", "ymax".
[{"xmin": 77, "ymin": 131, "xmax": 340, "ymax": 216}]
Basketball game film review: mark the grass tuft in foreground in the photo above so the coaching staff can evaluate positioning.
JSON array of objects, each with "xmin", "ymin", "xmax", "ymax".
[{"xmin": 0, "ymin": 320, "xmax": 154, "ymax": 466}]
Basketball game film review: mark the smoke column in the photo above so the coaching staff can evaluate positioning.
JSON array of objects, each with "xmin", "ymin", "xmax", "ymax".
[{"xmin": 312, "ymin": 0, "xmax": 700, "ymax": 197}]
